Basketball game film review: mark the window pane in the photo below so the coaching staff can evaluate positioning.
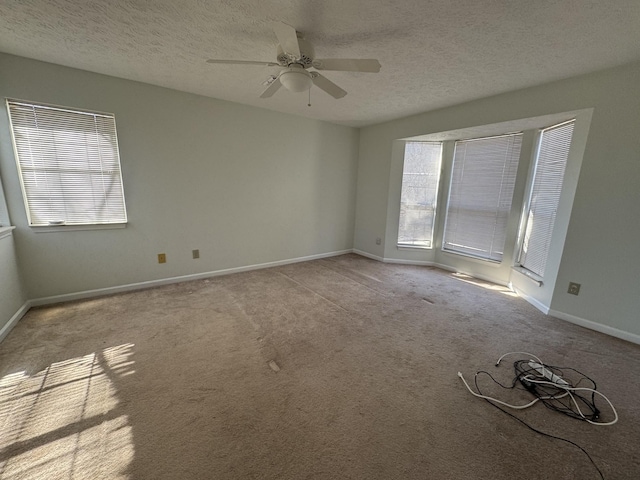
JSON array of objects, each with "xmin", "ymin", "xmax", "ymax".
[
  {"xmin": 7, "ymin": 100, "xmax": 127, "ymax": 226},
  {"xmin": 398, "ymin": 142, "xmax": 442, "ymax": 248},
  {"xmin": 519, "ymin": 121, "xmax": 575, "ymax": 276},
  {"xmin": 443, "ymin": 134, "xmax": 522, "ymax": 261}
]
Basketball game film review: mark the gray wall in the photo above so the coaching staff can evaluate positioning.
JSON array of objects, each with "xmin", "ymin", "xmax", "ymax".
[
  {"xmin": 0, "ymin": 231, "xmax": 27, "ymax": 337},
  {"xmin": 0, "ymin": 173, "xmax": 9, "ymax": 227},
  {"xmin": 0, "ymin": 134, "xmax": 26, "ymax": 335},
  {"xmin": 355, "ymin": 61, "xmax": 640, "ymax": 338},
  {"xmin": 0, "ymin": 53, "xmax": 359, "ymax": 300}
]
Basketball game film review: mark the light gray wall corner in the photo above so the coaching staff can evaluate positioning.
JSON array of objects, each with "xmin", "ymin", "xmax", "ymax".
[
  {"xmin": 0, "ymin": 180, "xmax": 10, "ymax": 227},
  {"xmin": 0, "ymin": 232, "xmax": 28, "ymax": 340},
  {"xmin": 352, "ymin": 126, "xmax": 392, "ymax": 257}
]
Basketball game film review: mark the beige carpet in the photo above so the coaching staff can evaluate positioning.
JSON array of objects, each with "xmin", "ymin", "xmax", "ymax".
[{"xmin": 1, "ymin": 254, "xmax": 639, "ymax": 479}]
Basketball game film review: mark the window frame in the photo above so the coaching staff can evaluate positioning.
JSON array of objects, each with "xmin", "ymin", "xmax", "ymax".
[
  {"xmin": 516, "ymin": 119, "xmax": 575, "ymax": 278},
  {"xmin": 397, "ymin": 141, "xmax": 443, "ymax": 249},
  {"xmin": 6, "ymin": 99, "xmax": 128, "ymax": 230},
  {"xmin": 442, "ymin": 132, "xmax": 523, "ymax": 263}
]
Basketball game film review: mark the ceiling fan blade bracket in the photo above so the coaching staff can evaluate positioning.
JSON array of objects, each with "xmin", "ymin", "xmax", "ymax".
[
  {"xmin": 261, "ymin": 75, "xmax": 278, "ymax": 86},
  {"xmin": 260, "ymin": 75, "xmax": 282, "ymax": 98}
]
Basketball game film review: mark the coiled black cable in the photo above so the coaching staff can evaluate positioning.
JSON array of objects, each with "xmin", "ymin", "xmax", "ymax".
[
  {"xmin": 474, "ymin": 371, "xmax": 604, "ymax": 479},
  {"xmin": 510, "ymin": 360, "xmax": 601, "ymax": 421}
]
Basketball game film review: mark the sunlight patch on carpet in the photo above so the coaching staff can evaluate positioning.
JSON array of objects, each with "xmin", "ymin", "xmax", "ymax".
[
  {"xmin": 0, "ymin": 344, "xmax": 135, "ymax": 479},
  {"xmin": 451, "ymin": 273, "xmax": 518, "ymax": 297}
]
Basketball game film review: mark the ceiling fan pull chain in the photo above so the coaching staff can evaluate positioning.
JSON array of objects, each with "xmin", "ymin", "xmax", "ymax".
[{"xmin": 308, "ymin": 88, "xmax": 311, "ymax": 107}]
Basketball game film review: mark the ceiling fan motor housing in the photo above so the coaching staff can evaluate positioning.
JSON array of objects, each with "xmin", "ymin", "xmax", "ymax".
[{"xmin": 277, "ymin": 38, "xmax": 315, "ymax": 67}]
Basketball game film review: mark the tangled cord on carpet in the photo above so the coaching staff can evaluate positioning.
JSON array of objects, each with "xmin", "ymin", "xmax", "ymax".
[{"xmin": 458, "ymin": 352, "xmax": 618, "ymax": 479}]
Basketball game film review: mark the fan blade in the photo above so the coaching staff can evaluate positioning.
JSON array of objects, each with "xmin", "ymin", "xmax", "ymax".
[
  {"xmin": 260, "ymin": 77, "xmax": 282, "ymax": 98},
  {"xmin": 312, "ymin": 73, "xmax": 347, "ymax": 99},
  {"xmin": 207, "ymin": 59, "xmax": 279, "ymax": 66},
  {"xmin": 313, "ymin": 59, "xmax": 381, "ymax": 73},
  {"xmin": 272, "ymin": 22, "xmax": 301, "ymax": 57}
]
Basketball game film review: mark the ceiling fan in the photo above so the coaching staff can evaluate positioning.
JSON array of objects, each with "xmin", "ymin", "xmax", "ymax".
[{"xmin": 207, "ymin": 22, "xmax": 381, "ymax": 99}]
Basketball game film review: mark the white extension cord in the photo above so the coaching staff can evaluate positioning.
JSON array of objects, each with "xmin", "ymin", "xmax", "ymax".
[
  {"xmin": 457, "ymin": 352, "xmax": 618, "ymax": 426},
  {"xmin": 527, "ymin": 361, "xmax": 569, "ymax": 386}
]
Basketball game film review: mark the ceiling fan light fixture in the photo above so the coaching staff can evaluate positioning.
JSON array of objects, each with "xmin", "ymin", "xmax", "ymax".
[{"xmin": 279, "ymin": 67, "xmax": 313, "ymax": 93}]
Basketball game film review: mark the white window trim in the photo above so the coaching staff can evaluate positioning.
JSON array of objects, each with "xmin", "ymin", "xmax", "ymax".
[
  {"xmin": 440, "ymin": 248, "xmax": 503, "ymax": 266},
  {"xmin": 515, "ymin": 119, "xmax": 575, "ymax": 277},
  {"xmin": 511, "ymin": 265, "xmax": 543, "ymax": 285},
  {"xmin": 32, "ymin": 223, "xmax": 127, "ymax": 233},
  {"xmin": 6, "ymin": 98, "xmax": 128, "ymax": 229},
  {"xmin": 0, "ymin": 226, "xmax": 16, "ymax": 240},
  {"xmin": 397, "ymin": 141, "xmax": 442, "ymax": 249},
  {"xmin": 397, "ymin": 244, "xmax": 431, "ymax": 251},
  {"xmin": 442, "ymin": 132, "xmax": 523, "ymax": 263}
]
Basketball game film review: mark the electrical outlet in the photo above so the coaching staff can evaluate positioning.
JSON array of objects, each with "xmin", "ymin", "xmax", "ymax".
[
  {"xmin": 568, "ymin": 282, "xmax": 581, "ymax": 295},
  {"xmin": 192, "ymin": 249, "xmax": 200, "ymax": 259},
  {"xmin": 158, "ymin": 253, "xmax": 166, "ymax": 264},
  {"xmin": 376, "ymin": 237, "xmax": 382, "ymax": 245}
]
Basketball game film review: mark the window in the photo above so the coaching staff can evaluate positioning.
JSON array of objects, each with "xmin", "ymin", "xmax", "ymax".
[
  {"xmin": 518, "ymin": 120, "xmax": 575, "ymax": 277},
  {"xmin": 443, "ymin": 133, "xmax": 522, "ymax": 262},
  {"xmin": 7, "ymin": 100, "xmax": 127, "ymax": 227},
  {"xmin": 397, "ymin": 142, "xmax": 442, "ymax": 248}
]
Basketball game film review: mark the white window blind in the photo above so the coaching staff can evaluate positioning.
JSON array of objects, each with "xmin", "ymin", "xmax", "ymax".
[
  {"xmin": 398, "ymin": 142, "xmax": 442, "ymax": 248},
  {"xmin": 443, "ymin": 133, "xmax": 522, "ymax": 262},
  {"xmin": 519, "ymin": 120, "xmax": 575, "ymax": 277},
  {"xmin": 7, "ymin": 100, "xmax": 127, "ymax": 226}
]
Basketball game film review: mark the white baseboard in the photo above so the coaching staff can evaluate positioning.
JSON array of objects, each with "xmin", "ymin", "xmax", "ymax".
[
  {"xmin": 511, "ymin": 286, "xmax": 550, "ymax": 314},
  {"xmin": 432, "ymin": 262, "xmax": 457, "ymax": 274},
  {"xmin": 383, "ymin": 258, "xmax": 434, "ymax": 266},
  {"xmin": 30, "ymin": 249, "xmax": 353, "ymax": 307},
  {"xmin": 0, "ymin": 301, "xmax": 32, "ymax": 343},
  {"xmin": 352, "ymin": 249, "xmax": 435, "ymax": 266},
  {"xmin": 352, "ymin": 249, "xmax": 384, "ymax": 262},
  {"xmin": 549, "ymin": 309, "xmax": 640, "ymax": 345}
]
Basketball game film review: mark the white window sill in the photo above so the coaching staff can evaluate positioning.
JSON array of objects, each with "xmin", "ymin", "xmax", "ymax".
[
  {"xmin": 0, "ymin": 226, "xmax": 16, "ymax": 240},
  {"xmin": 511, "ymin": 266, "xmax": 543, "ymax": 286},
  {"xmin": 397, "ymin": 244, "xmax": 432, "ymax": 251},
  {"xmin": 32, "ymin": 223, "xmax": 127, "ymax": 233},
  {"xmin": 440, "ymin": 248, "xmax": 501, "ymax": 266}
]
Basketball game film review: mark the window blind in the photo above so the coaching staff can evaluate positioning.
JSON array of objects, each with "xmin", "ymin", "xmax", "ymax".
[
  {"xmin": 7, "ymin": 100, "xmax": 127, "ymax": 226},
  {"xmin": 519, "ymin": 120, "xmax": 575, "ymax": 276},
  {"xmin": 443, "ymin": 134, "xmax": 522, "ymax": 261},
  {"xmin": 398, "ymin": 142, "xmax": 442, "ymax": 248}
]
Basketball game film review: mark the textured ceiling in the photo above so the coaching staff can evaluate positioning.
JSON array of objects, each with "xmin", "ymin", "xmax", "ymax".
[{"xmin": 1, "ymin": 0, "xmax": 640, "ymax": 127}]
